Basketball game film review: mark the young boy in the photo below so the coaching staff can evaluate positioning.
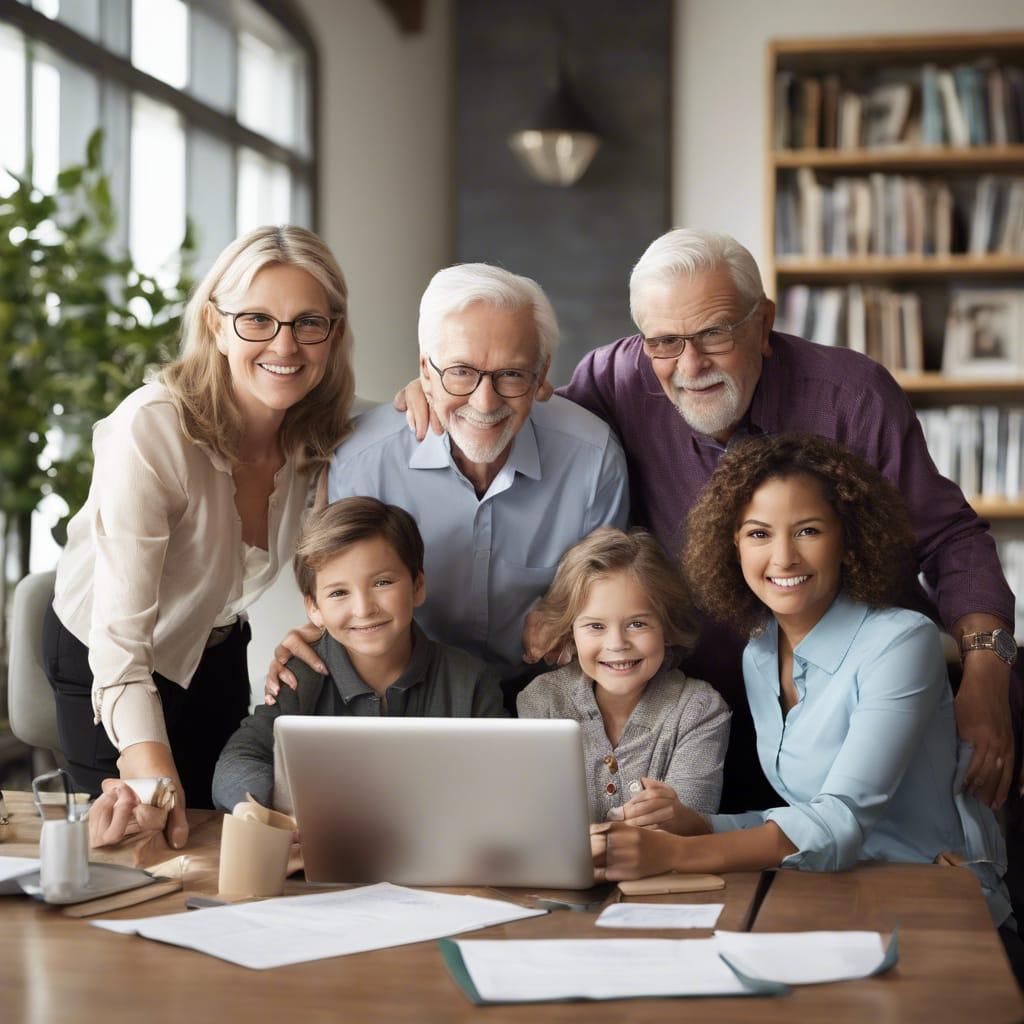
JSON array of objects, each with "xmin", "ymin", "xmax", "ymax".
[{"xmin": 212, "ymin": 497, "xmax": 506, "ymax": 811}]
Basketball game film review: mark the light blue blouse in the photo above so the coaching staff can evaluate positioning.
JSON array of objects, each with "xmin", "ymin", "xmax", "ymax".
[{"xmin": 709, "ymin": 592, "xmax": 1010, "ymax": 925}]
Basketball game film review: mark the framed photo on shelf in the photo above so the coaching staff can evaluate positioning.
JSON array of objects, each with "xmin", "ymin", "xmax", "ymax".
[{"xmin": 943, "ymin": 290, "xmax": 1024, "ymax": 378}]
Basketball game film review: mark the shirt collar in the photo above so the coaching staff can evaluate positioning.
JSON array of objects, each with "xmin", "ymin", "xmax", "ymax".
[
  {"xmin": 316, "ymin": 621, "xmax": 434, "ymax": 703},
  {"xmin": 746, "ymin": 590, "xmax": 867, "ymax": 679},
  {"xmin": 406, "ymin": 415, "xmax": 542, "ymax": 482},
  {"xmin": 794, "ymin": 592, "xmax": 868, "ymax": 674}
]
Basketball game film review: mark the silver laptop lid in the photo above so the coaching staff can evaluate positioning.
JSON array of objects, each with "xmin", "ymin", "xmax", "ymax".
[{"xmin": 275, "ymin": 717, "xmax": 594, "ymax": 889}]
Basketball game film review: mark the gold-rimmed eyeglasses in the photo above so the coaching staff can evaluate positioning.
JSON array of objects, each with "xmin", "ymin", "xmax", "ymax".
[{"xmin": 642, "ymin": 297, "xmax": 763, "ymax": 360}]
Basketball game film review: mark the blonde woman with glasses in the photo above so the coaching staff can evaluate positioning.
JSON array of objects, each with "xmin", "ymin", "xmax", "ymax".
[{"xmin": 42, "ymin": 226, "xmax": 354, "ymax": 849}]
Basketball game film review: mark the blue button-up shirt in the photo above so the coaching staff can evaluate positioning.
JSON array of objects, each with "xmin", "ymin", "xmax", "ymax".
[
  {"xmin": 327, "ymin": 397, "xmax": 629, "ymax": 676},
  {"xmin": 709, "ymin": 592, "xmax": 1010, "ymax": 923}
]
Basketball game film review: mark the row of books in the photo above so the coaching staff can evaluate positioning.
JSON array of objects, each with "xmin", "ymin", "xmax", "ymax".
[
  {"xmin": 775, "ymin": 170, "xmax": 1024, "ymax": 258},
  {"xmin": 917, "ymin": 405, "xmax": 1024, "ymax": 501},
  {"xmin": 776, "ymin": 284, "xmax": 923, "ymax": 371},
  {"xmin": 773, "ymin": 62, "xmax": 1024, "ymax": 150},
  {"xmin": 996, "ymin": 540, "xmax": 1024, "ymax": 639},
  {"xmin": 778, "ymin": 286, "xmax": 1024, "ymax": 378}
]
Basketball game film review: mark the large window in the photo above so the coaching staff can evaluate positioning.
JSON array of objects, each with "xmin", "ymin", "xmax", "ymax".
[
  {"xmin": 1, "ymin": 0, "xmax": 318, "ymax": 276},
  {"xmin": 1, "ymin": 0, "xmax": 318, "ymax": 570}
]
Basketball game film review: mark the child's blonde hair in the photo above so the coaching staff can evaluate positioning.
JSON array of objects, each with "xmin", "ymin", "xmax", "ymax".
[{"xmin": 536, "ymin": 527, "xmax": 699, "ymax": 655}]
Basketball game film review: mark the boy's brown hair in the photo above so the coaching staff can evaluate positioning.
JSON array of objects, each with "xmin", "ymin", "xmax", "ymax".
[{"xmin": 294, "ymin": 497, "xmax": 425, "ymax": 601}]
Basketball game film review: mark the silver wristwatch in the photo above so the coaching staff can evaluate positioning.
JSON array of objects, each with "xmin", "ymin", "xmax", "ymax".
[{"xmin": 960, "ymin": 628, "xmax": 1018, "ymax": 667}]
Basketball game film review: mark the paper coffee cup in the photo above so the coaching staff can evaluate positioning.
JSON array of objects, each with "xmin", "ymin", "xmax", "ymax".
[{"xmin": 217, "ymin": 796, "xmax": 295, "ymax": 898}]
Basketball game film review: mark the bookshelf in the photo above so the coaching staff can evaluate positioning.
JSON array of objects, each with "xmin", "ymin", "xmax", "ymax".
[{"xmin": 765, "ymin": 33, "xmax": 1024, "ymax": 636}]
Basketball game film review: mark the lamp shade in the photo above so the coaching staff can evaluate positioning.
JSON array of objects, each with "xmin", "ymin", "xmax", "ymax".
[{"xmin": 507, "ymin": 74, "xmax": 601, "ymax": 186}]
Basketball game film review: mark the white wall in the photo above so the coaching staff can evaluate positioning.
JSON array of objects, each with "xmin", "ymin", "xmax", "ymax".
[
  {"xmin": 299, "ymin": 0, "xmax": 453, "ymax": 402},
  {"xmin": 674, "ymin": 0, "xmax": 1024, "ymax": 279},
  {"xmin": 245, "ymin": 0, "xmax": 453, "ymax": 697}
]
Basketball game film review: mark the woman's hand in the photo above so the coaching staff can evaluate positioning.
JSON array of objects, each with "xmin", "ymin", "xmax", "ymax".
[
  {"xmin": 95, "ymin": 742, "xmax": 189, "ymax": 849},
  {"xmin": 88, "ymin": 778, "xmax": 170, "ymax": 848},
  {"xmin": 607, "ymin": 779, "xmax": 713, "ymax": 835},
  {"xmin": 591, "ymin": 821, "xmax": 683, "ymax": 882},
  {"xmin": 264, "ymin": 622, "xmax": 326, "ymax": 704},
  {"xmin": 393, "ymin": 378, "xmax": 443, "ymax": 442}
]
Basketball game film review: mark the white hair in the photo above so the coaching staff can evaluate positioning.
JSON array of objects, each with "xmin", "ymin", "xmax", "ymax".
[
  {"xmin": 629, "ymin": 229, "xmax": 764, "ymax": 328},
  {"xmin": 418, "ymin": 263, "xmax": 560, "ymax": 362}
]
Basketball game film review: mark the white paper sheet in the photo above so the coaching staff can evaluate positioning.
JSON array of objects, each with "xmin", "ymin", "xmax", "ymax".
[
  {"xmin": 714, "ymin": 930, "xmax": 888, "ymax": 984},
  {"xmin": 453, "ymin": 930, "xmax": 893, "ymax": 1002},
  {"xmin": 0, "ymin": 856, "xmax": 41, "ymax": 895},
  {"xmin": 596, "ymin": 902, "xmax": 724, "ymax": 929},
  {"xmin": 92, "ymin": 882, "xmax": 545, "ymax": 970},
  {"xmin": 455, "ymin": 938, "xmax": 752, "ymax": 1000}
]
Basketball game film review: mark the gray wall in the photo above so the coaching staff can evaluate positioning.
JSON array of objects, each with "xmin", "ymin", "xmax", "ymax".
[{"xmin": 455, "ymin": 0, "xmax": 671, "ymax": 384}]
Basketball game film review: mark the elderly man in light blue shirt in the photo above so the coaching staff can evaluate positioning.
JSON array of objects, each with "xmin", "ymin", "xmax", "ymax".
[{"xmin": 326, "ymin": 264, "xmax": 628, "ymax": 685}]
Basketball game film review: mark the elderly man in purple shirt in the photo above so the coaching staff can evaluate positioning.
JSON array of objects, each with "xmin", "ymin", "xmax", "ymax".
[{"xmin": 552, "ymin": 228, "xmax": 1018, "ymax": 818}]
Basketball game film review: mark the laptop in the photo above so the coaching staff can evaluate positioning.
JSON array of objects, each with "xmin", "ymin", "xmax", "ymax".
[{"xmin": 274, "ymin": 717, "xmax": 595, "ymax": 889}]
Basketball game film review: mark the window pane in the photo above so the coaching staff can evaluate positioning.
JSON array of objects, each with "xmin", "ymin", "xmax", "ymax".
[
  {"xmin": 33, "ymin": 0, "xmax": 59, "ymax": 17},
  {"xmin": 0, "ymin": 26, "xmax": 26, "ymax": 196},
  {"xmin": 131, "ymin": 0, "xmax": 188, "ymax": 89},
  {"xmin": 188, "ymin": 129, "xmax": 235, "ymax": 273},
  {"xmin": 189, "ymin": 7, "xmax": 235, "ymax": 115},
  {"xmin": 32, "ymin": 61, "xmax": 61, "ymax": 193},
  {"xmin": 238, "ymin": 31, "xmax": 301, "ymax": 148},
  {"xmin": 237, "ymin": 148, "xmax": 290, "ymax": 234},
  {"xmin": 130, "ymin": 96, "xmax": 185, "ymax": 285},
  {"xmin": 55, "ymin": 0, "xmax": 102, "ymax": 42}
]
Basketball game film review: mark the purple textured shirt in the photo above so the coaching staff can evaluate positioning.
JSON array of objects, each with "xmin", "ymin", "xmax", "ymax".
[{"xmin": 560, "ymin": 331, "xmax": 1015, "ymax": 810}]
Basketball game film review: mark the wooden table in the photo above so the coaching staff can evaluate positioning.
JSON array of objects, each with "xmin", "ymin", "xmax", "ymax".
[{"xmin": 1, "ymin": 794, "xmax": 1021, "ymax": 1023}]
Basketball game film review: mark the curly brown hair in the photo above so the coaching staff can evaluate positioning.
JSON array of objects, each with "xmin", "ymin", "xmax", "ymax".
[
  {"xmin": 683, "ymin": 434, "xmax": 916, "ymax": 636},
  {"xmin": 536, "ymin": 527, "xmax": 700, "ymax": 657}
]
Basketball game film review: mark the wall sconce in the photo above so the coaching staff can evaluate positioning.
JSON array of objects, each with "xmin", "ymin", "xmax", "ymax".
[{"xmin": 507, "ymin": 63, "xmax": 601, "ymax": 187}]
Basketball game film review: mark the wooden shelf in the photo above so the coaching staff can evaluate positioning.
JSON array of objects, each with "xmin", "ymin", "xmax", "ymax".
[
  {"xmin": 773, "ymin": 145, "xmax": 1024, "ymax": 172},
  {"xmin": 772, "ymin": 31, "xmax": 1024, "ymax": 73},
  {"xmin": 970, "ymin": 498, "xmax": 1024, "ymax": 520},
  {"xmin": 893, "ymin": 372, "xmax": 1024, "ymax": 395},
  {"xmin": 774, "ymin": 255, "xmax": 1024, "ymax": 280}
]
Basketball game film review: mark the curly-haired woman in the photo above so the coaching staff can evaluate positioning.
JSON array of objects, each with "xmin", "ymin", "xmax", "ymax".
[{"xmin": 592, "ymin": 433, "xmax": 1014, "ymax": 936}]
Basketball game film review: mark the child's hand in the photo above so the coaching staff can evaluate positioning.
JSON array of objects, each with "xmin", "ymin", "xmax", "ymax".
[{"xmin": 610, "ymin": 778, "xmax": 712, "ymax": 836}]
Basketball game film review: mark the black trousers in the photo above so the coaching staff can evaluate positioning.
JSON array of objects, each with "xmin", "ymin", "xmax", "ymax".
[{"xmin": 42, "ymin": 601, "xmax": 251, "ymax": 808}]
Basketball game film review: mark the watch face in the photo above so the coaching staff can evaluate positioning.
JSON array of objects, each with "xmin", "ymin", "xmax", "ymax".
[{"xmin": 994, "ymin": 629, "xmax": 1018, "ymax": 664}]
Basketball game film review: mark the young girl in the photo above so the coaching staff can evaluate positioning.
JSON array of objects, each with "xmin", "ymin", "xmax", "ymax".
[
  {"xmin": 517, "ymin": 527, "xmax": 730, "ymax": 825},
  {"xmin": 592, "ymin": 434, "xmax": 1013, "ymax": 934}
]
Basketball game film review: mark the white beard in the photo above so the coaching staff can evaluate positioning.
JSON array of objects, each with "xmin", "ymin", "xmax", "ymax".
[
  {"xmin": 446, "ymin": 406, "xmax": 517, "ymax": 465},
  {"xmin": 669, "ymin": 369, "xmax": 744, "ymax": 437}
]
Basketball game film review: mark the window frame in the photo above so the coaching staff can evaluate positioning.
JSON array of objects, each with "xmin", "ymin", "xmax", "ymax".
[{"xmin": 0, "ymin": 0, "xmax": 320, "ymax": 227}]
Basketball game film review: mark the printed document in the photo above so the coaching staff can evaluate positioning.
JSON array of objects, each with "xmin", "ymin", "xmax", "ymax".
[
  {"xmin": 596, "ymin": 902, "xmax": 724, "ymax": 929},
  {"xmin": 93, "ymin": 881, "xmax": 544, "ymax": 969}
]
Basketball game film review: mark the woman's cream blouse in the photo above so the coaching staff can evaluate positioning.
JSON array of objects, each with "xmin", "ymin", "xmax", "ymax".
[{"xmin": 53, "ymin": 384, "xmax": 309, "ymax": 753}]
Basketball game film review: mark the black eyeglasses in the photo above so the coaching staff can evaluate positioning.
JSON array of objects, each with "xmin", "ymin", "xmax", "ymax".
[
  {"xmin": 217, "ymin": 308, "xmax": 336, "ymax": 345},
  {"xmin": 428, "ymin": 357, "xmax": 538, "ymax": 398},
  {"xmin": 642, "ymin": 297, "xmax": 763, "ymax": 360}
]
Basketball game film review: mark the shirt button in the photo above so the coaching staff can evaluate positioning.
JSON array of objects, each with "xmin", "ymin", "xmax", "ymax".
[
  {"xmin": 628, "ymin": 781, "xmax": 642, "ymax": 794},
  {"xmin": 606, "ymin": 783, "xmax": 617, "ymax": 795}
]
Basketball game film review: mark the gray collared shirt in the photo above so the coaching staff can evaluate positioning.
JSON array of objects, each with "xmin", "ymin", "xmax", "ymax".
[
  {"xmin": 212, "ymin": 623, "xmax": 506, "ymax": 810},
  {"xmin": 516, "ymin": 661, "xmax": 730, "ymax": 822}
]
